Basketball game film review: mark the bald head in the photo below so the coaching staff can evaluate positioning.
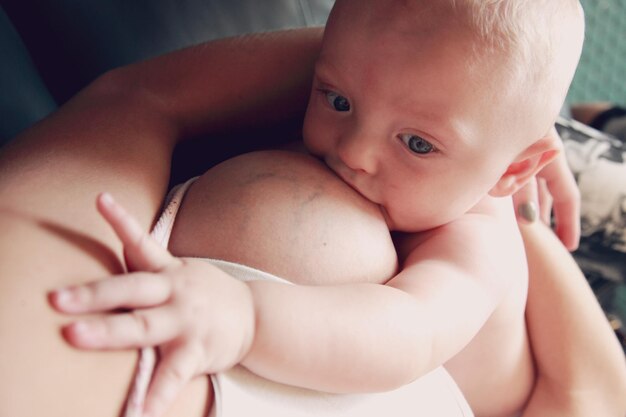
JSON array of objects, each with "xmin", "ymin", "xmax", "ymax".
[
  {"xmin": 451, "ymin": 0, "xmax": 585, "ymax": 123},
  {"xmin": 325, "ymin": 0, "xmax": 585, "ymax": 141}
]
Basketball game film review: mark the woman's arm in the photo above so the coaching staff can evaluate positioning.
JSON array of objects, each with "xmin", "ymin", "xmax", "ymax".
[
  {"xmin": 519, "ymin": 220, "xmax": 626, "ymax": 417},
  {"xmin": 0, "ymin": 28, "xmax": 322, "ymax": 417},
  {"xmin": 0, "ymin": 27, "xmax": 323, "ymax": 227},
  {"xmin": 104, "ymin": 27, "xmax": 322, "ymax": 141},
  {"xmin": 0, "ymin": 63, "xmax": 200, "ymax": 417}
]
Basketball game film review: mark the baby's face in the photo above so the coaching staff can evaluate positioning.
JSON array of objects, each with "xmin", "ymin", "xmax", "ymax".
[{"xmin": 303, "ymin": 2, "xmax": 551, "ymax": 232}]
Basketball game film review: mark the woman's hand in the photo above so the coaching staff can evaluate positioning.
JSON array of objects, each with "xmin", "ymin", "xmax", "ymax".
[
  {"xmin": 514, "ymin": 126, "xmax": 581, "ymax": 250},
  {"xmin": 50, "ymin": 193, "xmax": 255, "ymax": 417},
  {"xmin": 536, "ymin": 127, "xmax": 580, "ymax": 250}
]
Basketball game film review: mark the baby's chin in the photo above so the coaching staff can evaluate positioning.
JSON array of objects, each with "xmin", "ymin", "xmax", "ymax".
[{"xmin": 384, "ymin": 212, "xmax": 450, "ymax": 234}]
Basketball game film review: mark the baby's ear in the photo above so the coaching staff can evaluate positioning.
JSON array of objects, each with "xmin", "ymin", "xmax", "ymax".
[{"xmin": 489, "ymin": 134, "xmax": 560, "ymax": 197}]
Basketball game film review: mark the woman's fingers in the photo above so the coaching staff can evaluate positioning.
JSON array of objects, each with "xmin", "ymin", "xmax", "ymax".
[
  {"xmin": 536, "ymin": 130, "xmax": 581, "ymax": 250},
  {"xmin": 513, "ymin": 178, "xmax": 539, "ymax": 224},
  {"xmin": 61, "ymin": 305, "xmax": 182, "ymax": 349},
  {"xmin": 536, "ymin": 178, "xmax": 553, "ymax": 225},
  {"xmin": 541, "ymin": 163, "xmax": 581, "ymax": 250},
  {"xmin": 50, "ymin": 273, "xmax": 171, "ymax": 313},
  {"xmin": 97, "ymin": 192, "xmax": 179, "ymax": 272},
  {"xmin": 142, "ymin": 345, "xmax": 202, "ymax": 417},
  {"xmin": 551, "ymin": 190, "xmax": 581, "ymax": 251}
]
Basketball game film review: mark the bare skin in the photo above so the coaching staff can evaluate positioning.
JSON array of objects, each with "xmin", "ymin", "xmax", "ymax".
[
  {"xmin": 38, "ymin": 3, "xmax": 583, "ymax": 411},
  {"xmin": 0, "ymin": 86, "xmax": 209, "ymax": 417},
  {"xmin": 167, "ymin": 149, "xmax": 532, "ymax": 416},
  {"xmin": 168, "ymin": 150, "xmax": 400, "ymax": 415},
  {"xmin": 168, "ymin": 150, "xmax": 398, "ymax": 286},
  {"xmin": 2, "ymin": 22, "xmax": 624, "ymax": 417},
  {"xmin": 0, "ymin": 28, "xmax": 323, "ymax": 417}
]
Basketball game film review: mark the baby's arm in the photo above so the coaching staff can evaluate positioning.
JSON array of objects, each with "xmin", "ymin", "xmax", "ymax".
[
  {"xmin": 243, "ymin": 217, "xmax": 511, "ymax": 391},
  {"xmin": 0, "ymin": 29, "xmax": 327, "ymax": 417},
  {"xmin": 54, "ymin": 196, "xmax": 509, "ymax": 407},
  {"xmin": 51, "ymin": 194, "xmax": 256, "ymax": 417}
]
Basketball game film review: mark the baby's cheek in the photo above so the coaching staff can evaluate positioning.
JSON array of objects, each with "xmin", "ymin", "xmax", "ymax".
[{"xmin": 302, "ymin": 110, "xmax": 332, "ymax": 153}]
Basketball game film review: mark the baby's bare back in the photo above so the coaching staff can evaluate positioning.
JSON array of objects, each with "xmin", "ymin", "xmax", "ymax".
[{"xmin": 169, "ymin": 150, "xmax": 533, "ymax": 417}]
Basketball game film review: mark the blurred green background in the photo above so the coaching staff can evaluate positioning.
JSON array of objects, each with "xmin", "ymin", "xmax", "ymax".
[{"xmin": 567, "ymin": 0, "xmax": 626, "ymax": 105}]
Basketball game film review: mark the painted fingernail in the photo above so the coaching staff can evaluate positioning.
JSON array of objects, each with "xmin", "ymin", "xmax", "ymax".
[{"xmin": 518, "ymin": 202, "xmax": 538, "ymax": 223}]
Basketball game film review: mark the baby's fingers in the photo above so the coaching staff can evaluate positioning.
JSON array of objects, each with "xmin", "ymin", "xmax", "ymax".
[
  {"xmin": 50, "ymin": 273, "xmax": 171, "ymax": 314},
  {"xmin": 61, "ymin": 305, "xmax": 181, "ymax": 349},
  {"xmin": 97, "ymin": 193, "xmax": 179, "ymax": 272},
  {"xmin": 143, "ymin": 345, "xmax": 201, "ymax": 417}
]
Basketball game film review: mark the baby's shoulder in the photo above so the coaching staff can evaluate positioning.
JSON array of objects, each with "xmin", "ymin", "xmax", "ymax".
[
  {"xmin": 396, "ymin": 200, "xmax": 525, "ymax": 272},
  {"xmin": 395, "ymin": 203, "xmax": 526, "ymax": 299}
]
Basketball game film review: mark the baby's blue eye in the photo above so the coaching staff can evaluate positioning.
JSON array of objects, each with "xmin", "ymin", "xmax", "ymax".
[
  {"xmin": 399, "ymin": 134, "xmax": 435, "ymax": 154},
  {"xmin": 325, "ymin": 91, "xmax": 351, "ymax": 112}
]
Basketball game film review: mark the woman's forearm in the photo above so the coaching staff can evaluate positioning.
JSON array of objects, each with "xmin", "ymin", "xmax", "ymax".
[
  {"xmin": 519, "ymin": 221, "xmax": 626, "ymax": 417},
  {"xmin": 0, "ymin": 40, "xmax": 221, "ymax": 417},
  {"xmin": 0, "ymin": 27, "xmax": 323, "ymax": 417},
  {"xmin": 105, "ymin": 28, "xmax": 323, "ymax": 141},
  {"xmin": 1, "ymin": 27, "xmax": 324, "ymax": 228}
]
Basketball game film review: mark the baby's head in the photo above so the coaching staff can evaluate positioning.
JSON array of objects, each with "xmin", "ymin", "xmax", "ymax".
[{"xmin": 303, "ymin": 0, "xmax": 584, "ymax": 231}]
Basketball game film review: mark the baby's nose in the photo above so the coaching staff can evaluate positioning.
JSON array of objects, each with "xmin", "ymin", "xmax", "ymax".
[{"xmin": 336, "ymin": 131, "xmax": 379, "ymax": 175}]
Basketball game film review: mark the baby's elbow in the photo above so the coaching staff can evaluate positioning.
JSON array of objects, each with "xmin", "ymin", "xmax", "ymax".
[
  {"xmin": 367, "ymin": 359, "xmax": 433, "ymax": 394},
  {"xmin": 387, "ymin": 304, "xmax": 438, "ymax": 389}
]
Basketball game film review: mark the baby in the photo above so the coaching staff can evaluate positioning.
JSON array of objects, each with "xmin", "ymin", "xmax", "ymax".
[{"xmin": 50, "ymin": 1, "xmax": 585, "ymax": 416}]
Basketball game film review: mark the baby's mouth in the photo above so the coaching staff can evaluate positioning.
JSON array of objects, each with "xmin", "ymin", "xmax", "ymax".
[
  {"xmin": 325, "ymin": 158, "xmax": 360, "ymax": 192},
  {"xmin": 326, "ymin": 158, "xmax": 380, "ymax": 198},
  {"xmin": 325, "ymin": 158, "xmax": 393, "ymax": 228}
]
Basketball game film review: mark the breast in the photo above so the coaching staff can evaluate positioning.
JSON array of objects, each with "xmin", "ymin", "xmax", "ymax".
[{"xmin": 168, "ymin": 150, "xmax": 398, "ymax": 285}]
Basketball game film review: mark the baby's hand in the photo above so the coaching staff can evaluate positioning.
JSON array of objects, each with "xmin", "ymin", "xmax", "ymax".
[{"xmin": 50, "ymin": 193, "xmax": 255, "ymax": 417}]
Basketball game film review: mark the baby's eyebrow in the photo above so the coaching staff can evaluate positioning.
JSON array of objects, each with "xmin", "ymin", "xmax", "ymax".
[
  {"xmin": 405, "ymin": 111, "xmax": 472, "ymax": 150},
  {"xmin": 438, "ymin": 123, "xmax": 472, "ymax": 150}
]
